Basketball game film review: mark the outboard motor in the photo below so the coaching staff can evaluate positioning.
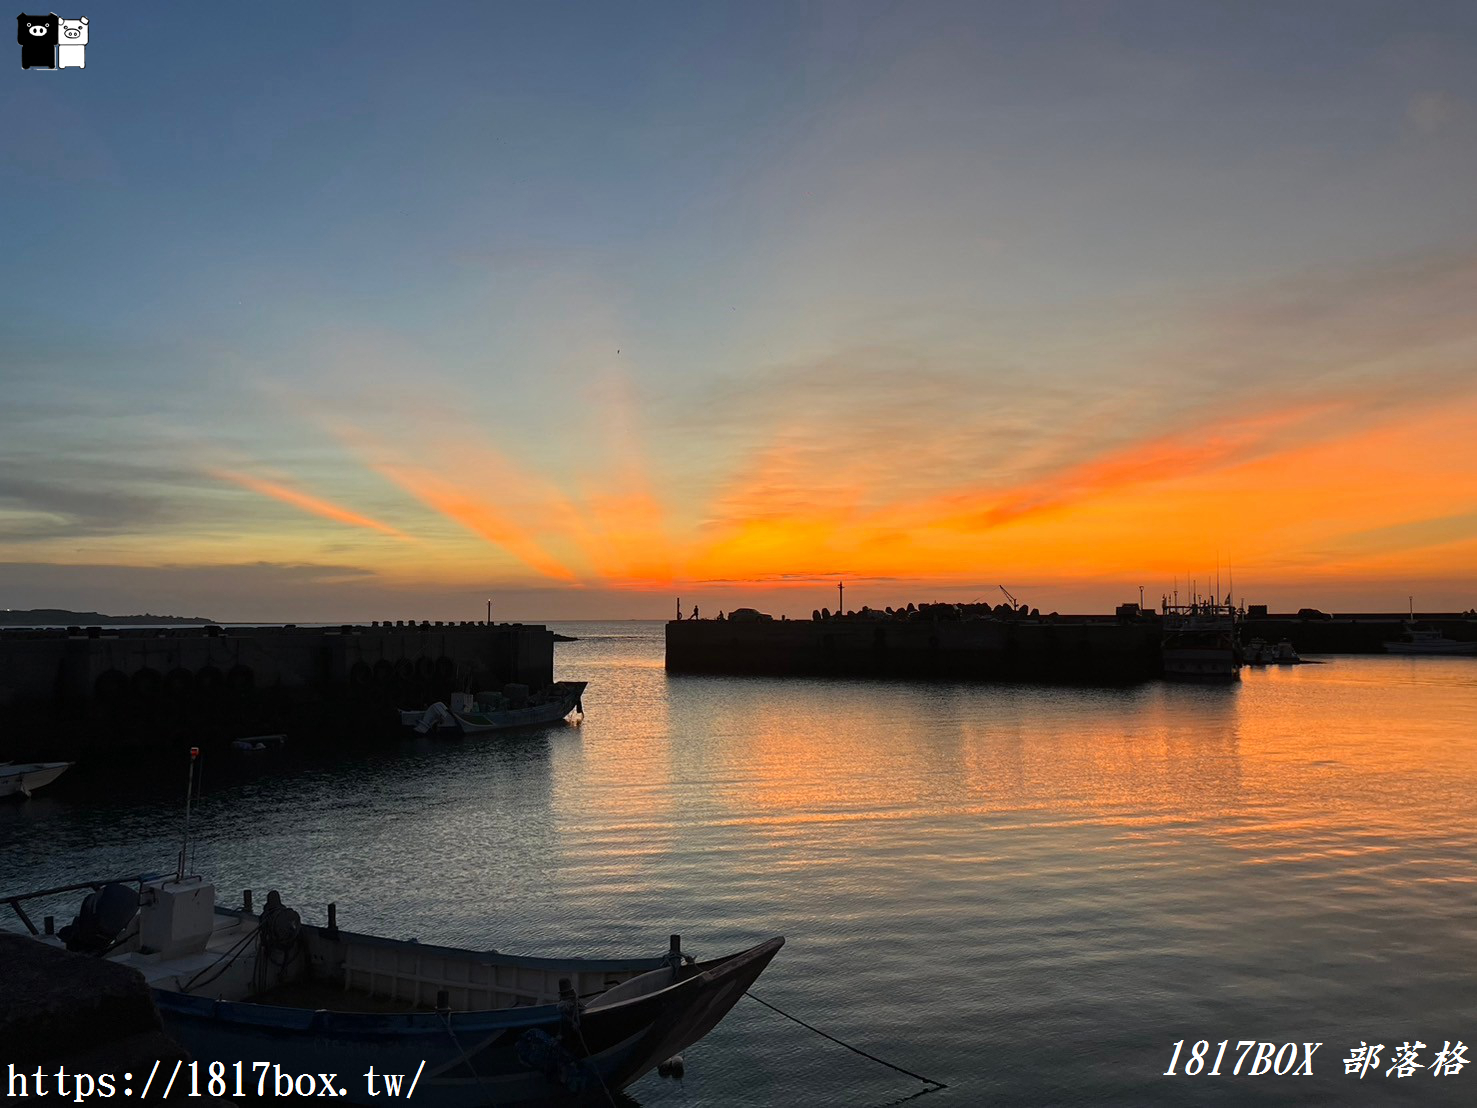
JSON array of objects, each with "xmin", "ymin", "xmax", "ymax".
[{"xmin": 59, "ymin": 883, "xmax": 139, "ymax": 954}]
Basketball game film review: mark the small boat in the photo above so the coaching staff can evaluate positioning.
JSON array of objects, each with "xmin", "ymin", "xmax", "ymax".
[
  {"xmin": 0, "ymin": 760, "xmax": 73, "ymax": 799},
  {"xmin": 1269, "ymin": 639, "xmax": 1302, "ymax": 663},
  {"xmin": 230, "ymin": 734, "xmax": 288, "ymax": 752},
  {"xmin": 1382, "ymin": 624, "xmax": 1477, "ymax": 655},
  {"xmin": 4, "ymin": 873, "xmax": 781, "ymax": 1105},
  {"xmin": 1244, "ymin": 638, "xmax": 1302, "ymax": 665},
  {"xmin": 1243, "ymin": 638, "xmax": 1272, "ymax": 665},
  {"xmin": 403, "ymin": 682, "xmax": 588, "ymax": 736}
]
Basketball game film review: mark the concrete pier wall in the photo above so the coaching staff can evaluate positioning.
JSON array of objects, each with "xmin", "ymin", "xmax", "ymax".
[
  {"xmin": 0, "ymin": 622, "xmax": 555, "ymax": 758},
  {"xmin": 667, "ymin": 610, "xmax": 1477, "ymax": 681},
  {"xmin": 666, "ymin": 616, "xmax": 1163, "ymax": 681}
]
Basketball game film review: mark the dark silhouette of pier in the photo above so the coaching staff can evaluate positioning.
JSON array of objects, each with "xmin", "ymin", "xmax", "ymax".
[
  {"xmin": 666, "ymin": 603, "xmax": 1477, "ymax": 681},
  {"xmin": 0, "ymin": 621, "xmax": 556, "ymax": 759}
]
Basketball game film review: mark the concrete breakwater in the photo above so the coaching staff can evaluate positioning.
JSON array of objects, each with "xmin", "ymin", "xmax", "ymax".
[
  {"xmin": 0, "ymin": 622, "xmax": 555, "ymax": 758},
  {"xmin": 666, "ymin": 614, "xmax": 1163, "ymax": 681},
  {"xmin": 666, "ymin": 609, "xmax": 1477, "ymax": 681}
]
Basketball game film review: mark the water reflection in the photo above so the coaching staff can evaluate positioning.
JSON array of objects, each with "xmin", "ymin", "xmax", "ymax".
[{"xmin": 3, "ymin": 629, "xmax": 1475, "ymax": 1106}]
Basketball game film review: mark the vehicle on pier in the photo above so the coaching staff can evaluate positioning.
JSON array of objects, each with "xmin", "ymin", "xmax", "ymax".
[{"xmin": 1161, "ymin": 600, "xmax": 1240, "ymax": 681}]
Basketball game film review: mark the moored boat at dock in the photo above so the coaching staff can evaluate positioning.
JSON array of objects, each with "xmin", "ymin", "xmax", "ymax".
[
  {"xmin": 3, "ymin": 871, "xmax": 780, "ymax": 1105},
  {"xmin": 0, "ymin": 761, "xmax": 72, "ymax": 799},
  {"xmin": 1161, "ymin": 600, "xmax": 1240, "ymax": 681},
  {"xmin": 1243, "ymin": 638, "xmax": 1303, "ymax": 665},
  {"xmin": 1382, "ymin": 624, "xmax": 1477, "ymax": 655},
  {"xmin": 402, "ymin": 681, "xmax": 588, "ymax": 735}
]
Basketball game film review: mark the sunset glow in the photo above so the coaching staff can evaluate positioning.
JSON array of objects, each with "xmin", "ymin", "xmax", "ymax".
[{"xmin": 4, "ymin": 3, "xmax": 1476, "ymax": 620}]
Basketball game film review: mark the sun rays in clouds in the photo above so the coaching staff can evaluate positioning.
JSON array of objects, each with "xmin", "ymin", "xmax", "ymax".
[{"xmin": 200, "ymin": 250, "xmax": 1477, "ymax": 608}]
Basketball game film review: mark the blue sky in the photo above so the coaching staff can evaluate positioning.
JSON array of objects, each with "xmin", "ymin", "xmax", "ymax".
[{"xmin": 4, "ymin": 1, "xmax": 1477, "ymax": 620}]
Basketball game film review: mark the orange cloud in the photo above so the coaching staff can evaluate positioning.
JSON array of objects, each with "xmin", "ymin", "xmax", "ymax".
[
  {"xmin": 209, "ymin": 469, "xmax": 411, "ymax": 540},
  {"xmin": 368, "ymin": 459, "xmax": 582, "ymax": 583}
]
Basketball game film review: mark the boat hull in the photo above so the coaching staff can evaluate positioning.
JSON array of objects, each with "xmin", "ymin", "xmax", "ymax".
[
  {"xmin": 1162, "ymin": 649, "xmax": 1240, "ymax": 682},
  {"xmin": 0, "ymin": 761, "xmax": 72, "ymax": 799},
  {"xmin": 451, "ymin": 681, "xmax": 587, "ymax": 734},
  {"xmin": 1382, "ymin": 640, "xmax": 1477, "ymax": 655},
  {"xmin": 153, "ymin": 937, "xmax": 782, "ymax": 1106}
]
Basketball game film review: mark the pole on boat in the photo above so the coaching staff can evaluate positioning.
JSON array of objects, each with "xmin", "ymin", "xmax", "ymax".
[{"xmin": 176, "ymin": 746, "xmax": 200, "ymax": 883}]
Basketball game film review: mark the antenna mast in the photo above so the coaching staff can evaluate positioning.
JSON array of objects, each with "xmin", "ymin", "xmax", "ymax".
[{"xmin": 176, "ymin": 746, "xmax": 200, "ymax": 883}]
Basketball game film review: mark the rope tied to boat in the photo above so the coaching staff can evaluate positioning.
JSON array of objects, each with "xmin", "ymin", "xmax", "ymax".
[{"xmin": 744, "ymin": 989, "xmax": 949, "ymax": 1094}]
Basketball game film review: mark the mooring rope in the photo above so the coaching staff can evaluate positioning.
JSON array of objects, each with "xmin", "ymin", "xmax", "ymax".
[{"xmin": 744, "ymin": 990, "xmax": 948, "ymax": 1091}]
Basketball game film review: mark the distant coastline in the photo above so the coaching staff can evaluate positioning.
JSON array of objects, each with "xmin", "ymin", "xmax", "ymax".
[{"xmin": 0, "ymin": 608, "xmax": 216, "ymax": 626}]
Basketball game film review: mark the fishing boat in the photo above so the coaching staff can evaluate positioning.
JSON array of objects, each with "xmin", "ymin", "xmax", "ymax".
[
  {"xmin": 3, "ymin": 874, "xmax": 780, "ymax": 1104},
  {"xmin": 402, "ymin": 682, "xmax": 587, "ymax": 736},
  {"xmin": 1161, "ymin": 600, "xmax": 1240, "ymax": 681},
  {"xmin": 1382, "ymin": 624, "xmax": 1477, "ymax": 655},
  {"xmin": 1382, "ymin": 599, "xmax": 1477, "ymax": 655},
  {"xmin": 1, "ymin": 753, "xmax": 781, "ymax": 1105},
  {"xmin": 0, "ymin": 761, "xmax": 73, "ymax": 799}
]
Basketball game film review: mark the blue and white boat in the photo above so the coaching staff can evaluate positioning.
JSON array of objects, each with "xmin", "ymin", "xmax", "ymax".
[{"xmin": 5, "ymin": 872, "xmax": 782, "ymax": 1105}]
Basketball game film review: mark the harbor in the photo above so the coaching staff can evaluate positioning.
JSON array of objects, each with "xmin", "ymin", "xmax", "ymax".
[
  {"xmin": 6, "ymin": 2, "xmax": 1477, "ymax": 1102},
  {"xmin": 4, "ymin": 622, "xmax": 1475, "ymax": 1105}
]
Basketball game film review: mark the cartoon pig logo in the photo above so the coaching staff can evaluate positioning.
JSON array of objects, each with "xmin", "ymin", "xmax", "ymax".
[
  {"xmin": 57, "ymin": 15, "xmax": 85, "ymax": 68},
  {"xmin": 17, "ymin": 13, "xmax": 58, "ymax": 70}
]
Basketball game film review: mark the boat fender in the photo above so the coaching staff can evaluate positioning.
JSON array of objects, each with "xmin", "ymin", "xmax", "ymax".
[
  {"xmin": 59, "ymin": 883, "xmax": 140, "ymax": 954},
  {"xmin": 657, "ymin": 1054, "xmax": 685, "ymax": 1079}
]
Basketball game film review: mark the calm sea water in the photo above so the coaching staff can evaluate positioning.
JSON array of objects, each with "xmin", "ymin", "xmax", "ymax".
[{"xmin": 3, "ymin": 622, "xmax": 1475, "ymax": 1105}]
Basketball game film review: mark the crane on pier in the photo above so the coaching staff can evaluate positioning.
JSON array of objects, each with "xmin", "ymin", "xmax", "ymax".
[{"xmin": 999, "ymin": 585, "xmax": 1019, "ymax": 612}]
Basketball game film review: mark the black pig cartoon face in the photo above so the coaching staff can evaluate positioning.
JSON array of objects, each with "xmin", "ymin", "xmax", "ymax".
[{"xmin": 17, "ymin": 13, "xmax": 59, "ymax": 46}]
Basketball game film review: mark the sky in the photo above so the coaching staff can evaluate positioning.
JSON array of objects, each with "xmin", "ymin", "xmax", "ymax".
[{"xmin": 3, "ymin": 1, "xmax": 1477, "ymax": 621}]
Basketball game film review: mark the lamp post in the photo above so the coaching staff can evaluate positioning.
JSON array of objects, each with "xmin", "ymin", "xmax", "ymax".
[{"xmin": 486, "ymin": 599, "xmax": 492, "ymax": 624}]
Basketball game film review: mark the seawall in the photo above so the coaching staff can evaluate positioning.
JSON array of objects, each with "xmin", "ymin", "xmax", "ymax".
[
  {"xmin": 0, "ymin": 621, "xmax": 555, "ymax": 758},
  {"xmin": 666, "ymin": 610, "xmax": 1477, "ymax": 682},
  {"xmin": 666, "ymin": 615, "xmax": 1163, "ymax": 681}
]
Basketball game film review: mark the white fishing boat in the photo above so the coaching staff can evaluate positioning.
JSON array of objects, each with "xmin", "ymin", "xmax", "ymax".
[
  {"xmin": 402, "ymin": 682, "xmax": 587, "ymax": 736},
  {"xmin": 1, "ymin": 750, "xmax": 781, "ymax": 1105},
  {"xmin": 1161, "ymin": 600, "xmax": 1240, "ymax": 681},
  {"xmin": 0, "ymin": 761, "xmax": 73, "ymax": 799},
  {"xmin": 1382, "ymin": 599, "xmax": 1477, "ymax": 655},
  {"xmin": 1244, "ymin": 638, "xmax": 1302, "ymax": 665},
  {"xmin": 1382, "ymin": 624, "xmax": 1477, "ymax": 655}
]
